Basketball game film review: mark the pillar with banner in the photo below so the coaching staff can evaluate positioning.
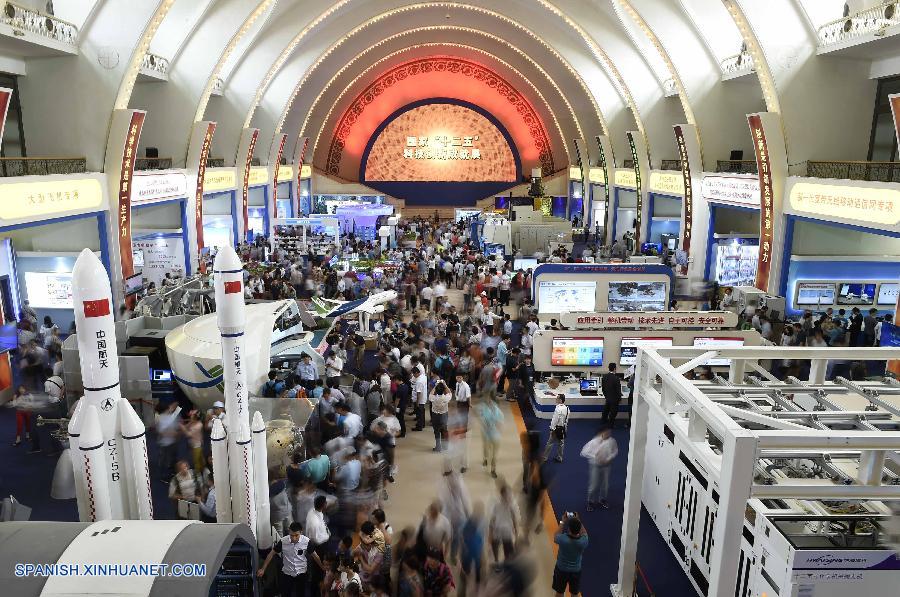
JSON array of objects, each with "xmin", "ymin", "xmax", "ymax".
[
  {"xmin": 627, "ymin": 131, "xmax": 651, "ymax": 252},
  {"xmin": 595, "ymin": 135, "xmax": 615, "ymax": 245},
  {"xmin": 746, "ymin": 112, "xmax": 788, "ymax": 295},
  {"xmin": 673, "ymin": 123, "xmax": 707, "ymax": 288},
  {"xmin": 293, "ymin": 136, "xmax": 310, "ymax": 216},
  {"xmin": 103, "ymin": 109, "xmax": 146, "ymax": 312},
  {"xmin": 270, "ymin": 133, "xmax": 288, "ymax": 244},
  {"xmin": 186, "ymin": 120, "xmax": 217, "ymax": 273},
  {"xmin": 235, "ymin": 127, "xmax": 260, "ymax": 244}
]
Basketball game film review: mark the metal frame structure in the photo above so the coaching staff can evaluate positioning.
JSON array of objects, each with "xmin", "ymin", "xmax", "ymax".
[{"xmin": 612, "ymin": 346, "xmax": 900, "ymax": 597}]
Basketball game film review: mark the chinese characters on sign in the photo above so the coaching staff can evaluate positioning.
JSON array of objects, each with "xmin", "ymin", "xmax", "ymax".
[
  {"xmin": 701, "ymin": 175, "xmax": 759, "ymax": 205},
  {"xmin": 241, "ymin": 130, "xmax": 259, "ymax": 240},
  {"xmin": 96, "ymin": 329, "xmax": 109, "ymax": 369},
  {"xmin": 118, "ymin": 111, "xmax": 145, "ymax": 309},
  {"xmin": 748, "ymin": 115, "xmax": 773, "ymax": 292},
  {"xmin": 788, "ymin": 182, "xmax": 900, "ymax": 227},
  {"xmin": 595, "ymin": 137, "xmax": 612, "ymax": 244},
  {"xmin": 559, "ymin": 311, "xmax": 737, "ymax": 329},
  {"xmin": 674, "ymin": 125, "xmax": 693, "ymax": 262},
  {"xmin": 402, "ymin": 135, "xmax": 482, "ymax": 160},
  {"xmin": 195, "ymin": 122, "xmax": 217, "ymax": 253}
]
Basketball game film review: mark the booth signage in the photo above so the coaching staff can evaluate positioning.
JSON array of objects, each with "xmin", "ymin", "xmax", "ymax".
[
  {"xmin": 701, "ymin": 175, "xmax": 759, "ymax": 205},
  {"xmin": 674, "ymin": 125, "xmax": 693, "ymax": 255},
  {"xmin": 0, "ymin": 178, "xmax": 103, "ymax": 221},
  {"xmin": 788, "ymin": 181, "xmax": 900, "ymax": 227},
  {"xmin": 748, "ymin": 114, "xmax": 774, "ymax": 291},
  {"xmin": 300, "ymin": 164, "xmax": 312, "ymax": 179},
  {"xmin": 627, "ymin": 131, "xmax": 643, "ymax": 246},
  {"xmin": 277, "ymin": 165, "xmax": 294, "ymax": 182},
  {"xmin": 195, "ymin": 122, "xmax": 216, "ymax": 251},
  {"xmin": 595, "ymin": 136, "xmax": 612, "ymax": 244},
  {"xmin": 272, "ymin": 133, "xmax": 287, "ymax": 219},
  {"xmin": 248, "ymin": 166, "xmax": 268, "ymax": 186},
  {"xmin": 241, "ymin": 130, "xmax": 259, "ymax": 237},
  {"xmin": 204, "ymin": 169, "xmax": 236, "ymax": 192},
  {"xmin": 132, "ymin": 172, "xmax": 188, "ymax": 204},
  {"xmin": 569, "ymin": 166, "xmax": 582, "ymax": 181},
  {"xmin": 588, "ymin": 167, "xmax": 606, "ymax": 185},
  {"xmin": 648, "ymin": 172, "xmax": 685, "ymax": 196},
  {"xmin": 118, "ymin": 111, "xmax": 145, "ymax": 305},
  {"xmin": 560, "ymin": 311, "xmax": 737, "ymax": 329},
  {"xmin": 614, "ymin": 169, "xmax": 637, "ymax": 188}
]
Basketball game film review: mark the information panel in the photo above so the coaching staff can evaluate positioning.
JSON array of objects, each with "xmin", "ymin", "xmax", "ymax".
[
  {"xmin": 619, "ymin": 337, "xmax": 674, "ymax": 366},
  {"xmin": 692, "ymin": 337, "xmax": 745, "ymax": 366},
  {"xmin": 608, "ymin": 281, "xmax": 666, "ymax": 312},
  {"xmin": 877, "ymin": 283, "xmax": 899, "ymax": 306},
  {"xmin": 551, "ymin": 337, "xmax": 604, "ymax": 367},
  {"xmin": 796, "ymin": 283, "xmax": 835, "ymax": 306},
  {"xmin": 838, "ymin": 283, "xmax": 876, "ymax": 306},
  {"xmin": 538, "ymin": 280, "xmax": 596, "ymax": 313},
  {"xmin": 24, "ymin": 272, "xmax": 73, "ymax": 309}
]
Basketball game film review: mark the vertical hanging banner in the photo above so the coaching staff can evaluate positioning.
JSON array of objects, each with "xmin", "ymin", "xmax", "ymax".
[
  {"xmin": 0, "ymin": 87, "xmax": 12, "ymax": 153},
  {"xmin": 672, "ymin": 124, "xmax": 708, "ymax": 283},
  {"xmin": 673, "ymin": 126, "xmax": 693, "ymax": 257},
  {"xmin": 595, "ymin": 135, "xmax": 613, "ymax": 245},
  {"xmin": 747, "ymin": 113, "xmax": 787, "ymax": 293},
  {"xmin": 194, "ymin": 122, "xmax": 217, "ymax": 254},
  {"xmin": 887, "ymin": 94, "xmax": 900, "ymax": 375},
  {"xmin": 240, "ymin": 129, "xmax": 260, "ymax": 242},
  {"xmin": 118, "ymin": 111, "xmax": 145, "ymax": 308},
  {"xmin": 573, "ymin": 138, "xmax": 589, "ymax": 225},
  {"xmin": 272, "ymin": 133, "xmax": 287, "ymax": 220},
  {"xmin": 296, "ymin": 136, "xmax": 310, "ymax": 216},
  {"xmin": 626, "ymin": 131, "xmax": 650, "ymax": 249}
]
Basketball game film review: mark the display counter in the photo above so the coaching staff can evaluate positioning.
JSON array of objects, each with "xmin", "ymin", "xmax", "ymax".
[{"xmin": 531, "ymin": 378, "xmax": 627, "ymax": 420}]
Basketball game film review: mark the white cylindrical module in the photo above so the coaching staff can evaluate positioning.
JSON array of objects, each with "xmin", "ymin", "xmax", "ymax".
[
  {"xmin": 67, "ymin": 401, "xmax": 90, "ymax": 522},
  {"xmin": 71, "ymin": 248, "xmax": 128, "ymax": 519},
  {"xmin": 119, "ymin": 399, "xmax": 153, "ymax": 520},
  {"xmin": 234, "ymin": 420, "xmax": 257, "ymax": 538},
  {"xmin": 213, "ymin": 245, "xmax": 249, "ymax": 436},
  {"xmin": 251, "ymin": 411, "xmax": 272, "ymax": 549},
  {"xmin": 78, "ymin": 406, "xmax": 113, "ymax": 522},
  {"xmin": 210, "ymin": 418, "xmax": 233, "ymax": 523}
]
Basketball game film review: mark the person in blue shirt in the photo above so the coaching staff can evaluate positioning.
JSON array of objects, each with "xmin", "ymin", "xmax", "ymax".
[
  {"xmin": 495, "ymin": 334, "xmax": 510, "ymax": 397},
  {"xmin": 295, "ymin": 354, "xmax": 318, "ymax": 392},
  {"xmin": 553, "ymin": 514, "xmax": 589, "ymax": 597},
  {"xmin": 261, "ymin": 370, "xmax": 285, "ymax": 398}
]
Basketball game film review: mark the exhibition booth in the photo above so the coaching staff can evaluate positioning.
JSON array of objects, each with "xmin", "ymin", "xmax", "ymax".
[
  {"xmin": 780, "ymin": 178, "xmax": 900, "ymax": 316},
  {"xmin": 0, "ymin": 174, "xmax": 111, "ymax": 332},
  {"xmin": 275, "ymin": 165, "xmax": 295, "ymax": 220},
  {"xmin": 700, "ymin": 174, "xmax": 761, "ymax": 286},
  {"xmin": 587, "ymin": 167, "xmax": 609, "ymax": 233},
  {"xmin": 202, "ymin": 168, "xmax": 239, "ymax": 249},
  {"xmin": 131, "ymin": 171, "xmax": 192, "ymax": 287},
  {"xmin": 612, "ymin": 170, "xmax": 639, "ymax": 243},
  {"xmin": 645, "ymin": 171, "xmax": 684, "ymax": 252},
  {"xmin": 333, "ymin": 204, "xmax": 394, "ymax": 241}
]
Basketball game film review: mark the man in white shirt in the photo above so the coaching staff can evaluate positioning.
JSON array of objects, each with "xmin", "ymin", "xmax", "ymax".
[
  {"xmin": 412, "ymin": 366, "xmax": 429, "ymax": 431},
  {"xmin": 44, "ymin": 375, "xmax": 65, "ymax": 404},
  {"xmin": 258, "ymin": 522, "xmax": 320, "ymax": 596},
  {"xmin": 337, "ymin": 403, "xmax": 363, "ymax": 438},
  {"xmin": 581, "ymin": 427, "xmax": 619, "ymax": 511},
  {"xmin": 543, "ymin": 395, "xmax": 570, "ymax": 463},
  {"xmin": 325, "ymin": 352, "xmax": 343, "ymax": 385},
  {"xmin": 420, "ymin": 285, "xmax": 434, "ymax": 313}
]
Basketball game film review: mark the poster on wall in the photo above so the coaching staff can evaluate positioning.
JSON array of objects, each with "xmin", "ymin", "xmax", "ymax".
[
  {"xmin": 132, "ymin": 237, "xmax": 185, "ymax": 288},
  {"xmin": 715, "ymin": 243, "xmax": 759, "ymax": 287},
  {"xmin": 796, "ymin": 283, "xmax": 835, "ymax": 306},
  {"xmin": 24, "ymin": 272, "xmax": 73, "ymax": 309},
  {"xmin": 608, "ymin": 281, "xmax": 667, "ymax": 312},
  {"xmin": 878, "ymin": 283, "xmax": 899, "ymax": 306}
]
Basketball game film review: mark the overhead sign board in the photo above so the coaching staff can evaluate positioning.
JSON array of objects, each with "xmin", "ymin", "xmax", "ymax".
[
  {"xmin": 648, "ymin": 172, "xmax": 685, "ymax": 196},
  {"xmin": 132, "ymin": 171, "xmax": 188, "ymax": 204},
  {"xmin": 788, "ymin": 181, "xmax": 900, "ymax": 227},
  {"xmin": 559, "ymin": 310, "xmax": 738, "ymax": 329},
  {"xmin": 569, "ymin": 166, "xmax": 582, "ymax": 181},
  {"xmin": 248, "ymin": 166, "xmax": 268, "ymax": 186},
  {"xmin": 203, "ymin": 168, "xmax": 236, "ymax": 193},
  {"xmin": 0, "ymin": 178, "xmax": 104, "ymax": 221},
  {"xmin": 701, "ymin": 175, "xmax": 759, "ymax": 206},
  {"xmin": 276, "ymin": 165, "xmax": 294, "ymax": 182},
  {"xmin": 299, "ymin": 164, "xmax": 312, "ymax": 179},
  {"xmin": 614, "ymin": 169, "xmax": 637, "ymax": 188},
  {"xmin": 588, "ymin": 167, "xmax": 606, "ymax": 185}
]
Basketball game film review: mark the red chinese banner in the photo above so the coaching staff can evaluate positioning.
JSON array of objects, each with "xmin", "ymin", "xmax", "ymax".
[
  {"xmin": 272, "ymin": 133, "xmax": 287, "ymax": 218},
  {"xmin": 627, "ymin": 131, "xmax": 643, "ymax": 247},
  {"xmin": 297, "ymin": 137, "xmax": 310, "ymax": 215},
  {"xmin": 241, "ymin": 129, "xmax": 259, "ymax": 241},
  {"xmin": 195, "ymin": 122, "xmax": 217, "ymax": 254},
  {"xmin": 0, "ymin": 88, "xmax": 12, "ymax": 154},
  {"xmin": 119, "ymin": 111, "xmax": 145, "ymax": 308},
  {"xmin": 889, "ymin": 94, "xmax": 900, "ymax": 376},
  {"xmin": 748, "ymin": 114, "xmax": 773, "ymax": 292},
  {"xmin": 673, "ymin": 126, "xmax": 693, "ymax": 257}
]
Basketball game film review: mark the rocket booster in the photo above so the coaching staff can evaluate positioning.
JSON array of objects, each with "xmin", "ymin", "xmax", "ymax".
[
  {"xmin": 78, "ymin": 405, "xmax": 113, "ymax": 521},
  {"xmin": 252, "ymin": 411, "xmax": 273, "ymax": 549},
  {"xmin": 210, "ymin": 419, "xmax": 233, "ymax": 523},
  {"xmin": 69, "ymin": 248, "xmax": 153, "ymax": 521}
]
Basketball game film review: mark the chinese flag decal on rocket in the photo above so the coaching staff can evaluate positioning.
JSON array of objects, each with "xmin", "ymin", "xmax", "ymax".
[
  {"xmin": 224, "ymin": 281, "xmax": 242, "ymax": 294},
  {"xmin": 83, "ymin": 299, "xmax": 110, "ymax": 318}
]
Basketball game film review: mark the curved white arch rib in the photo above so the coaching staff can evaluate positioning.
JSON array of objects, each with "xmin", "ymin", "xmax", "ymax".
[
  {"xmin": 244, "ymin": 1, "xmax": 618, "ymax": 137},
  {"xmin": 113, "ymin": 0, "xmax": 176, "ymax": 111},
  {"xmin": 722, "ymin": 0, "xmax": 780, "ymax": 114},
  {"xmin": 300, "ymin": 42, "xmax": 574, "ymax": 167}
]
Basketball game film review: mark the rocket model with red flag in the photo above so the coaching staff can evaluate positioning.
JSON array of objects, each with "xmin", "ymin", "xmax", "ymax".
[
  {"xmin": 68, "ymin": 249, "xmax": 153, "ymax": 521},
  {"xmin": 212, "ymin": 245, "xmax": 272, "ymax": 548}
]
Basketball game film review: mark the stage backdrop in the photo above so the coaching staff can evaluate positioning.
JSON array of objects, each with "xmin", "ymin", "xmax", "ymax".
[{"xmin": 360, "ymin": 99, "xmax": 522, "ymax": 206}]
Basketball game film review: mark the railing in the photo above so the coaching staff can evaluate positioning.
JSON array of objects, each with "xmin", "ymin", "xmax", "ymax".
[
  {"xmin": 623, "ymin": 159, "xmax": 635, "ymax": 169},
  {"xmin": 134, "ymin": 157, "xmax": 173, "ymax": 171},
  {"xmin": 1, "ymin": 1, "xmax": 78, "ymax": 46},
  {"xmin": 140, "ymin": 52, "xmax": 170, "ymax": 77},
  {"xmin": 804, "ymin": 160, "xmax": 900, "ymax": 183},
  {"xmin": 250, "ymin": 157, "xmax": 261, "ymax": 166},
  {"xmin": 662, "ymin": 77, "xmax": 677, "ymax": 97},
  {"xmin": 818, "ymin": 1, "xmax": 900, "ymax": 46},
  {"xmin": 660, "ymin": 159, "xmax": 682, "ymax": 171},
  {"xmin": 720, "ymin": 51, "xmax": 755, "ymax": 76},
  {"xmin": 207, "ymin": 157, "xmax": 225, "ymax": 168},
  {"xmin": 212, "ymin": 77, "xmax": 224, "ymax": 95},
  {"xmin": 0, "ymin": 156, "xmax": 86, "ymax": 177},
  {"xmin": 716, "ymin": 159, "xmax": 758, "ymax": 174}
]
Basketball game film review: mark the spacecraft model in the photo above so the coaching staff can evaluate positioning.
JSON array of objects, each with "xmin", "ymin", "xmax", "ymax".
[
  {"xmin": 67, "ymin": 249, "xmax": 153, "ymax": 521},
  {"xmin": 210, "ymin": 245, "xmax": 273, "ymax": 549}
]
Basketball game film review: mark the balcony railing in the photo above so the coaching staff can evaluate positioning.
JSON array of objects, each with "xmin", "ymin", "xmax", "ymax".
[
  {"xmin": 660, "ymin": 159, "xmax": 682, "ymax": 171},
  {"xmin": 250, "ymin": 157, "xmax": 261, "ymax": 167},
  {"xmin": 140, "ymin": 52, "xmax": 170, "ymax": 77},
  {"xmin": 818, "ymin": 1, "xmax": 900, "ymax": 46},
  {"xmin": 134, "ymin": 157, "xmax": 173, "ymax": 171},
  {"xmin": 0, "ymin": 156, "xmax": 86, "ymax": 177},
  {"xmin": 662, "ymin": 78, "xmax": 678, "ymax": 97},
  {"xmin": 1, "ymin": 1, "xmax": 78, "ymax": 46},
  {"xmin": 623, "ymin": 159, "xmax": 635, "ymax": 169},
  {"xmin": 716, "ymin": 160, "xmax": 758, "ymax": 174},
  {"xmin": 720, "ymin": 51, "xmax": 755, "ymax": 77},
  {"xmin": 212, "ymin": 77, "xmax": 224, "ymax": 96},
  {"xmin": 207, "ymin": 157, "xmax": 225, "ymax": 168},
  {"xmin": 804, "ymin": 160, "xmax": 900, "ymax": 183}
]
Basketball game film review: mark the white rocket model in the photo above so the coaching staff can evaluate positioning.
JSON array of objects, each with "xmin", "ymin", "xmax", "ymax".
[
  {"xmin": 67, "ymin": 248, "xmax": 153, "ymax": 521},
  {"xmin": 211, "ymin": 245, "xmax": 272, "ymax": 549}
]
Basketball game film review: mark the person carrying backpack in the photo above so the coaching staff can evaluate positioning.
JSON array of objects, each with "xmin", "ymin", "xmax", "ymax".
[{"xmin": 261, "ymin": 370, "xmax": 284, "ymax": 398}]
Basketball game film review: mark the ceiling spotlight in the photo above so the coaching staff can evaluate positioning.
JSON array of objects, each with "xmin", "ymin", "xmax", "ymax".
[{"xmin": 445, "ymin": 13, "xmax": 451, "ymax": 19}]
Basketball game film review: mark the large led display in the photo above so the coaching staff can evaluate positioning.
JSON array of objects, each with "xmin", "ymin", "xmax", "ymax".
[
  {"xmin": 551, "ymin": 337, "xmax": 604, "ymax": 367},
  {"xmin": 363, "ymin": 103, "xmax": 517, "ymax": 182},
  {"xmin": 538, "ymin": 280, "xmax": 597, "ymax": 313}
]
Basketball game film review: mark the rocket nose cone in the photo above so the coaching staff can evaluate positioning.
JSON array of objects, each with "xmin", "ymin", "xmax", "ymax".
[
  {"xmin": 213, "ymin": 245, "xmax": 242, "ymax": 273},
  {"xmin": 210, "ymin": 417, "xmax": 226, "ymax": 440},
  {"xmin": 67, "ymin": 400, "xmax": 84, "ymax": 434},
  {"xmin": 78, "ymin": 405, "xmax": 104, "ymax": 448},
  {"xmin": 118, "ymin": 399, "xmax": 145, "ymax": 436},
  {"xmin": 72, "ymin": 248, "xmax": 107, "ymax": 280},
  {"xmin": 237, "ymin": 420, "xmax": 251, "ymax": 443},
  {"xmin": 251, "ymin": 411, "xmax": 265, "ymax": 432}
]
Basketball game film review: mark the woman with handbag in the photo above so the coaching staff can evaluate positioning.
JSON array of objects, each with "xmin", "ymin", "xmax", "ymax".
[{"xmin": 543, "ymin": 394, "xmax": 569, "ymax": 463}]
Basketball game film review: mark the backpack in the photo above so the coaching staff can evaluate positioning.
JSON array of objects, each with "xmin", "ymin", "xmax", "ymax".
[{"xmin": 262, "ymin": 380, "xmax": 278, "ymax": 398}]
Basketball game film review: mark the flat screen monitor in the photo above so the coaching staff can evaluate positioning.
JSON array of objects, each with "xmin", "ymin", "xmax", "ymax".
[
  {"xmin": 608, "ymin": 281, "xmax": 667, "ymax": 312},
  {"xmin": 124, "ymin": 273, "xmax": 144, "ymax": 296},
  {"xmin": 579, "ymin": 378, "xmax": 599, "ymax": 395},
  {"xmin": 538, "ymin": 280, "xmax": 597, "ymax": 313},
  {"xmin": 837, "ymin": 283, "xmax": 876, "ymax": 306},
  {"xmin": 796, "ymin": 282, "xmax": 835, "ymax": 306},
  {"xmin": 641, "ymin": 242, "xmax": 661, "ymax": 255},
  {"xmin": 877, "ymin": 283, "xmax": 899, "ymax": 306},
  {"xmin": 513, "ymin": 258, "xmax": 537, "ymax": 271},
  {"xmin": 692, "ymin": 337, "xmax": 744, "ymax": 366},
  {"xmin": 494, "ymin": 196, "xmax": 509, "ymax": 210},
  {"xmin": 551, "ymin": 337, "xmax": 604, "ymax": 367},
  {"xmin": 152, "ymin": 369, "xmax": 172, "ymax": 382},
  {"xmin": 619, "ymin": 337, "xmax": 674, "ymax": 366},
  {"xmin": 23, "ymin": 272, "xmax": 73, "ymax": 309}
]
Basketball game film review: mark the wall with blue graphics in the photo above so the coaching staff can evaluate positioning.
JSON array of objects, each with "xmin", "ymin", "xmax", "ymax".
[{"xmin": 785, "ymin": 258, "xmax": 900, "ymax": 316}]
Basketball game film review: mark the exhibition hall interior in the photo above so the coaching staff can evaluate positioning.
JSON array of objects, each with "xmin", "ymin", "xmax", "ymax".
[{"xmin": 2, "ymin": 1, "xmax": 900, "ymax": 596}]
